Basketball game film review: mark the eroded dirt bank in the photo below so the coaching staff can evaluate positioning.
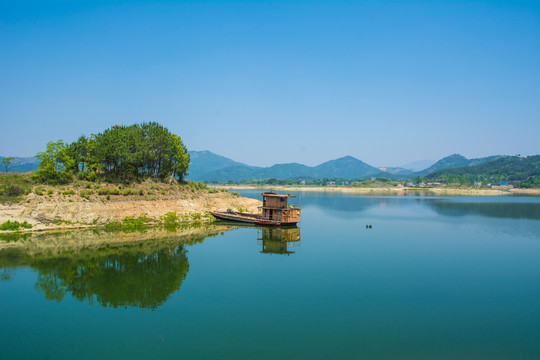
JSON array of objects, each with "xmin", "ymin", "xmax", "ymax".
[{"xmin": 0, "ymin": 187, "xmax": 260, "ymax": 232}]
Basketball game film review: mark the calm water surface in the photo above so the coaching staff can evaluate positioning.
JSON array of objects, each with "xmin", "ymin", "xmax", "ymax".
[{"xmin": 1, "ymin": 192, "xmax": 539, "ymax": 359}]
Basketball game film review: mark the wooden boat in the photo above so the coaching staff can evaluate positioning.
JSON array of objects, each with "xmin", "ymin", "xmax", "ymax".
[{"xmin": 210, "ymin": 192, "xmax": 301, "ymax": 226}]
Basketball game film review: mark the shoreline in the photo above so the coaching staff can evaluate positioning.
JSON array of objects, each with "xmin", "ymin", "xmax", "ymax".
[
  {"xmin": 0, "ymin": 184, "xmax": 261, "ymax": 235},
  {"xmin": 212, "ymin": 185, "xmax": 540, "ymax": 196}
]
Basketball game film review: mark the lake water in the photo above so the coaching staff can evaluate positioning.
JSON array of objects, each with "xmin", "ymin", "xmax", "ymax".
[{"xmin": 1, "ymin": 191, "xmax": 539, "ymax": 359}]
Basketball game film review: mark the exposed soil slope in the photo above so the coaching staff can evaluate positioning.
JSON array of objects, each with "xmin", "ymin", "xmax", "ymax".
[{"xmin": 0, "ymin": 180, "xmax": 260, "ymax": 232}]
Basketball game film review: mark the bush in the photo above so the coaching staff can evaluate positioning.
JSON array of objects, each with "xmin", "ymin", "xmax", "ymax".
[
  {"xmin": 98, "ymin": 188, "xmax": 120, "ymax": 196},
  {"xmin": 0, "ymin": 220, "xmax": 32, "ymax": 231},
  {"xmin": 97, "ymin": 188, "xmax": 110, "ymax": 195},
  {"xmin": 76, "ymin": 171, "xmax": 97, "ymax": 182},
  {"xmin": 162, "ymin": 211, "xmax": 181, "ymax": 227},
  {"xmin": 121, "ymin": 188, "xmax": 135, "ymax": 196},
  {"xmin": 79, "ymin": 189, "xmax": 93, "ymax": 199}
]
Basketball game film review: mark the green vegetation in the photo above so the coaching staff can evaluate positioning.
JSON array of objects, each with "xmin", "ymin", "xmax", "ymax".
[
  {"xmin": 161, "ymin": 211, "xmax": 211, "ymax": 229},
  {"xmin": 426, "ymin": 155, "xmax": 540, "ymax": 188},
  {"xmin": 0, "ymin": 240, "xmax": 190, "ymax": 309},
  {"xmin": 79, "ymin": 189, "xmax": 93, "ymax": 199},
  {"xmin": 32, "ymin": 122, "xmax": 189, "ymax": 184},
  {"xmin": 0, "ymin": 173, "xmax": 33, "ymax": 202},
  {"xmin": 104, "ymin": 215, "xmax": 152, "ymax": 232},
  {"xmin": 0, "ymin": 220, "xmax": 32, "ymax": 231}
]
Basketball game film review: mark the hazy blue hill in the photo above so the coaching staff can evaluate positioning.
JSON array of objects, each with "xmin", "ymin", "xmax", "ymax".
[
  {"xmin": 313, "ymin": 156, "xmax": 382, "ymax": 179},
  {"xmin": 400, "ymin": 159, "xmax": 436, "ymax": 171},
  {"xmin": 197, "ymin": 155, "xmax": 385, "ymax": 183},
  {"xmin": 265, "ymin": 163, "xmax": 314, "ymax": 178},
  {"xmin": 412, "ymin": 154, "xmax": 505, "ymax": 178},
  {"xmin": 197, "ymin": 165, "xmax": 261, "ymax": 183},
  {"xmin": 198, "ymin": 163, "xmax": 315, "ymax": 183},
  {"xmin": 0, "ymin": 156, "xmax": 40, "ymax": 173},
  {"xmin": 378, "ymin": 167, "xmax": 414, "ymax": 176},
  {"xmin": 186, "ymin": 151, "xmax": 252, "ymax": 180}
]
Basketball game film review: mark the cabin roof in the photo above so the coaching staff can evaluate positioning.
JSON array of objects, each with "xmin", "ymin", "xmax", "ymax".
[{"xmin": 261, "ymin": 192, "xmax": 296, "ymax": 198}]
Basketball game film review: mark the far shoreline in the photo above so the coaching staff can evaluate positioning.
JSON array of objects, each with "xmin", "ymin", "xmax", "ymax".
[{"xmin": 212, "ymin": 184, "xmax": 540, "ymax": 196}]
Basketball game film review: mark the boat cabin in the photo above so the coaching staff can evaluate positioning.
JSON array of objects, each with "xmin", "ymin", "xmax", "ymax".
[{"xmin": 259, "ymin": 192, "xmax": 301, "ymax": 224}]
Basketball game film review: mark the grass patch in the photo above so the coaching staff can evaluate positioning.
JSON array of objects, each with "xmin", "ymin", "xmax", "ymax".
[
  {"xmin": 79, "ymin": 189, "xmax": 93, "ymax": 199},
  {"xmin": 97, "ymin": 188, "xmax": 120, "ymax": 195},
  {"xmin": 0, "ymin": 173, "xmax": 33, "ymax": 203}
]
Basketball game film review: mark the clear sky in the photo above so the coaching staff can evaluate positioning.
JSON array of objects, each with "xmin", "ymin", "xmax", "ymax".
[{"xmin": 1, "ymin": 0, "xmax": 539, "ymax": 167}]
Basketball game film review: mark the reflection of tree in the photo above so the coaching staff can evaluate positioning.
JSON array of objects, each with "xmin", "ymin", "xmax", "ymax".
[
  {"xmin": 0, "ymin": 224, "xmax": 241, "ymax": 309},
  {"xmin": 30, "ymin": 246, "xmax": 189, "ymax": 309}
]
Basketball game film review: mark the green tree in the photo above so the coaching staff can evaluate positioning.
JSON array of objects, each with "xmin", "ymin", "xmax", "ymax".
[
  {"xmin": 34, "ymin": 122, "xmax": 191, "ymax": 183},
  {"xmin": 32, "ymin": 140, "xmax": 74, "ymax": 184},
  {"xmin": 1, "ymin": 157, "xmax": 17, "ymax": 173}
]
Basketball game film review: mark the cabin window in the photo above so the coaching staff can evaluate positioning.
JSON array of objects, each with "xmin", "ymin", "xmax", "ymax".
[{"xmin": 280, "ymin": 198, "xmax": 284, "ymax": 202}]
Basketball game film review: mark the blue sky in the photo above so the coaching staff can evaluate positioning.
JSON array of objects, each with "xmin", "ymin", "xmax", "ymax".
[{"xmin": 1, "ymin": 0, "xmax": 539, "ymax": 167}]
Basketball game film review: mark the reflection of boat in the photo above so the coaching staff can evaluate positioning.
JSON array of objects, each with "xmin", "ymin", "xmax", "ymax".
[
  {"xmin": 258, "ymin": 227, "xmax": 301, "ymax": 255},
  {"xmin": 211, "ymin": 192, "xmax": 301, "ymax": 226}
]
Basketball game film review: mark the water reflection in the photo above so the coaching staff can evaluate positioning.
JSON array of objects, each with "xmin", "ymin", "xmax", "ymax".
[
  {"xmin": 32, "ymin": 245, "xmax": 189, "ymax": 308},
  {"xmin": 0, "ymin": 224, "xmax": 238, "ymax": 309},
  {"xmin": 277, "ymin": 191, "xmax": 540, "ymax": 221},
  {"xmin": 258, "ymin": 227, "xmax": 301, "ymax": 255},
  {"xmin": 425, "ymin": 199, "xmax": 540, "ymax": 220}
]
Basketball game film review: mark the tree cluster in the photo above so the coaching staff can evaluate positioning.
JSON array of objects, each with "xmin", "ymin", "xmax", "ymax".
[{"xmin": 32, "ymin": 122, "xmax": 190, "ymax": 184}]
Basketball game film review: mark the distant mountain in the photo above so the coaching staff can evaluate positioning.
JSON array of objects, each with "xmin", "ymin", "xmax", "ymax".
[
  {"xmin": 400, "ymin": 159, "xmax": 436, "ymax": 172},
  {"xmin": 378, "ymin": 167, "xmax": 414, "ymax": 176},
  {"xmin": 0, "ymin": 156, "xmax": 40, "ymax": 173},
  {"xmin": 313, "ymin": 156, "xmax": 381, "ymax": 179},
  {"xmin": 186, "ymin": 151, "xmax": 251, "ymax": 180},
  {"xmin": 411, "ymin": 154, "xmax": 505, "ymax": 178},
  {"xmin": 425, "ymin": 155, "xmax": 540, "ymax": 183},
  {"xmin": 191, "ymin": 153, "xmax": 384, "ymax": 182}
]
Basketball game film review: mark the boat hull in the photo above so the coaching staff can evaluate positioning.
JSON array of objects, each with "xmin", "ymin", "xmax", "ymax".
[{"xmin": 210, "ymin": 211, "xmax": 298, "ymax": 226}]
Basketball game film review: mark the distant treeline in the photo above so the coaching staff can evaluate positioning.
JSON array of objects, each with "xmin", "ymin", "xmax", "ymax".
[
  {"xmin": 210, "ymin": 177, "xmax": 400, "ymax": 187},
  {"xmin": 33, "ymin": 122, "xmax": 189, "ymax": 184}
]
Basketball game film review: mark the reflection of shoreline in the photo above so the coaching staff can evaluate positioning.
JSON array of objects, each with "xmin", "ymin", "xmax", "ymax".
[
  {"xmin": 0, "ymin": 224, "xmax": 239, "ymax": 254},
  {"xmin": 216, "ymin": 185, "xmax": 540, "ymax": 196},
  {"xmin": 0, "ymin": 224, "xmax": 239, "ymax": 309}
]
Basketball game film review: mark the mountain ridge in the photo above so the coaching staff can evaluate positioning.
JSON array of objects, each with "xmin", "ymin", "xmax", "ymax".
[{"xmin": 2, "ymin": 152, "xmax": 523, "ymax": 183}]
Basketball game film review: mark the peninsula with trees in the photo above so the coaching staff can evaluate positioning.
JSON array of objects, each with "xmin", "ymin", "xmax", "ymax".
[{"xmin": 0, "ymin": 123, "xmax": 259, "ymax": 233}]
